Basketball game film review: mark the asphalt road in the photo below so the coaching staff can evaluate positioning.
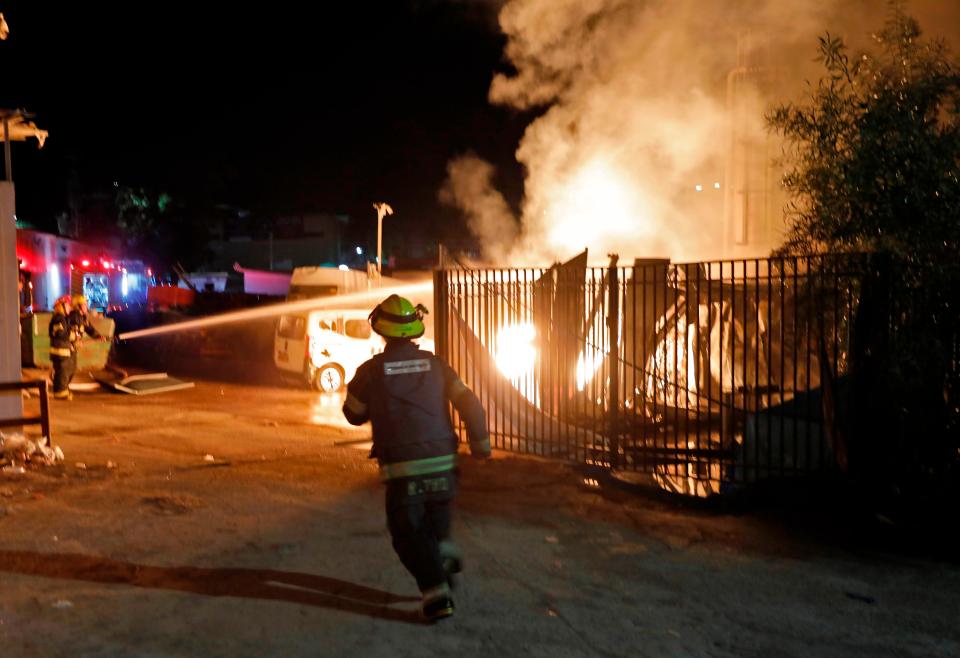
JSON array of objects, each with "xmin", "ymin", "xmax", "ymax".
[{"xmin": 1, "ymin": 369, "xmax": 959, "ymax": 658}]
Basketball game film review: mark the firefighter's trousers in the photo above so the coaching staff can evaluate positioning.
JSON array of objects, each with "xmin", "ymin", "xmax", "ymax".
[
  {"xmin": 385, "ymin": 471, "xmax": 456, "ymax": 593},
  {"xmin": 51, "ymin": 353, "xmax": 77, "ymax": 394}
]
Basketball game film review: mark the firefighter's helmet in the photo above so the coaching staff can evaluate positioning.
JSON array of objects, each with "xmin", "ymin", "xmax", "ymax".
[
  {"xmin": 369, "ymin": 294, "xmax": 427, "ymax": 338},
  {"xmin": 53, "ymin": 295, "xmax": 71, "ymax": 313},
  {"xmin": 71, "ymin": 293, "xmax": 88, "ymax": 307}
]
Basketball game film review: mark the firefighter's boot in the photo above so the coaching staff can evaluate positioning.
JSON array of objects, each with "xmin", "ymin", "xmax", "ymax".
[{"xmin": 420, "ymin": 584, "xmax": 454, "ymax": 622}]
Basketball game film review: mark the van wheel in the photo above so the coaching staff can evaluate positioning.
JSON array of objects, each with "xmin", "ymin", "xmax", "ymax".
[{"xmin": 313, "ymin": 364, "xmax": 345, "ymax": 392}]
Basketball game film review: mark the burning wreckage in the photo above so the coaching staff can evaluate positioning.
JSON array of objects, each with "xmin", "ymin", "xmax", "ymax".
[{"xmin": 436, "ymin": 250, "xmax": 856, "ymax": 496}]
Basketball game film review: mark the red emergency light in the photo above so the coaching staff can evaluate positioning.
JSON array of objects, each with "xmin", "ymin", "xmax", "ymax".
[{"xmin": 81, "ymin": 259, "xmax": 90, "ymax": 267}]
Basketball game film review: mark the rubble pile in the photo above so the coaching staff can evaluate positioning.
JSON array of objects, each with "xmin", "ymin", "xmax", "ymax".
[{"xmin": 0, "ymin": 431, "xmax": 64, "ymax": 474}]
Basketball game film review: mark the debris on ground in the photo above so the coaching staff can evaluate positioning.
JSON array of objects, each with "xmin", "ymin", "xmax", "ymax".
[
  {"xmin": 68, "ymin": 381, "xmax": 102, "ymax": 392},
  {"xmin": 0, "ymin": 432, "xmax": 64, "ymax": 473},
  {"xmin": 92, "ymin": 366, "xmax": 195, "ymax": 396}
]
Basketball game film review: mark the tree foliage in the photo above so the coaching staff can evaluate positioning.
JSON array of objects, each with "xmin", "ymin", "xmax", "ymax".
[
  {"xmin": 115, "ymin": 186, "xmax": 172, "ymax": 248},
  {"xmin": 115, "ymin": 186, "xmax": 209, "ymax": 272},
  {"xmin": 768, "ymin": 4, "xmax": 960, "ymax": 269},
  {"xmin": 768, "ymin": 5, "xmax": 960, "ymax": 513}
]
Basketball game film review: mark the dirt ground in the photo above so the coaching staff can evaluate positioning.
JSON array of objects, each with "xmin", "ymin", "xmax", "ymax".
[{"xmin": 2, "ymin": 367, "xmax": 959, "ymax": 658}]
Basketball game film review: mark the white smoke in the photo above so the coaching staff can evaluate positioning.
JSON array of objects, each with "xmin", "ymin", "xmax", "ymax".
[
  {"xmin": 439, "ymin": 154, "xmax": 518, "ymax": 264},
  {"xmin": 441, "ymin": 0, "xmax": 960, "ymax": 265}
]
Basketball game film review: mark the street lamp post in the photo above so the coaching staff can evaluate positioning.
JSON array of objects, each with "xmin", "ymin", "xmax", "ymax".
[{"xmin": 373, "ymin": 202, "xmax": 393, "ymax": 277}]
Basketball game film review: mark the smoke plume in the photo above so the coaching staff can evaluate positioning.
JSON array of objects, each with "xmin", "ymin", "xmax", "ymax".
[
  {"xmin": 442, "ymin": 0, "xmax": 960, "ymax": 264},
  {"xmin": 439, "ymin": 154, "xmax": 518, "ymax": 264}
]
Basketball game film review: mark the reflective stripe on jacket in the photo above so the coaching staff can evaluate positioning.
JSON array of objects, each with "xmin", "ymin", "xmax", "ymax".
[{"xmin": 378, "ymin": 453, "xmax": 457, "ymax": 481}]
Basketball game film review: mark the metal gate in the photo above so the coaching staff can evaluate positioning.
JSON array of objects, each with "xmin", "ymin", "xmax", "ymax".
[{"xmin": 433, "ymin": 253, "xmax": 866, "ymax": 496}]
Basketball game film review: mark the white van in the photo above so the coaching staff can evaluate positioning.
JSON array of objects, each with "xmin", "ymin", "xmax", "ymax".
[
  {"xmin": 275, "ymin": 308, "xmax": 384, "ymax": 392},
  {"xmin": 273, "ymin": 265, "xmax": 434, "ymax": 391}
]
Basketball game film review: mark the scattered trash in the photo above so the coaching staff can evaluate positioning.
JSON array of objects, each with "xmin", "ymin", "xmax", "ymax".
[
  {"xmin": 546, "ymin": 608, "xmax": 558, "ymax": 617},
  {"xmin": 1, "ymin": 431, "xmax": 65, "ymax": 473},
  {"xmin": 51, "ymin": 600, "xmax": 73, "ymax": 609},
  {"xmin": 262, "ymin": 420, "xmax": 279, "ymax": 427},
  {"xmin": 203, "ymin": 454, "xmax": 215, "ymax": 462},
  {"xmin": 75, "ymin": 463, "xmax": 87, "ymax": 470},
  {"xmin": 106, "ymin": 461, "xmax": 117, "ymax": 469},
  {"xmin": 545, "ymin": 535, "xmax": 559, "ymax": 544}
]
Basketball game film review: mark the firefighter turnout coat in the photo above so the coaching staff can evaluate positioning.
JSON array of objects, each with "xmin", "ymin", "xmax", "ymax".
[
  {"xmin": 48, "ymin": 309, "xmax": 73, "ymax": 358},
  {"xmin": 342, "ymin": 340, "xmax": 490, "ymax": 480},
  {"xmin": 69, "ymin": 309, "xmax": 102, "ymax": 346}
]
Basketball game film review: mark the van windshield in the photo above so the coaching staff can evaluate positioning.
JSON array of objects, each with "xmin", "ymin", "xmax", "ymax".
[
  {"xmin": 345, "ymin": 319, "xmax": 371, "ymax": 339},
  {"xmin": 288, "ymin": 284, "xmax": 338, "ymax": 300}
]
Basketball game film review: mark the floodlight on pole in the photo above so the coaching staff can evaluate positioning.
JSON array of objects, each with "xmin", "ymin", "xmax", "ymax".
[{"xmin": 373, "ymin": 202, "xmax": 393, "ymax": 276}]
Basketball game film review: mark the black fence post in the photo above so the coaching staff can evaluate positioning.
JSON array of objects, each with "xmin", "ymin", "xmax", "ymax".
[
  {"xmin": 433, "ymin": 268, "xmax": 447, "ymax": 361},
  {"xmin": 607, "ymin": 254, "xmax": 620, "ymax": 470}
]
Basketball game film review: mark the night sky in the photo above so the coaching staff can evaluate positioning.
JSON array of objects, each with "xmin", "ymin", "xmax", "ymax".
[{"xmin": 0, "ymin": 0, "xmax": 527, "ymax": 251}]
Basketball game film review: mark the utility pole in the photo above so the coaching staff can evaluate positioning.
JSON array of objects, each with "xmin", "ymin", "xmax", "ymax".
[
  {"xmin": 0, "ymin": 114, "xmax": 50, "ymax": 423},
  {"xmin": 373, "ymin": 202, "xmax": 393, "ymax": 277},
  {"xmin": 1, "ymin": 15, "xmax": 18, "ymax": 421}
]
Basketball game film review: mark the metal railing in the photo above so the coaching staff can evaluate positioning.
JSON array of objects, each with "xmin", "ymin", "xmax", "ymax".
[
  {"xmin": 0, "ymin": 379, "xmax": 51, "ymax": 446},
  {"xmin": 434, "ymin": 255, "xmax": 874, "ymax": 495}
]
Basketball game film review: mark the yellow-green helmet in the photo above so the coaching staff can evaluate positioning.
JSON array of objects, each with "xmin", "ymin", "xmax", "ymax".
[
  {"xmin": 369, "ymin": 294, "xmax": 427, "ymax": 338},
  {"xmin": 71, "ymin": 294, "xmax": 88, "ymax": 307}
]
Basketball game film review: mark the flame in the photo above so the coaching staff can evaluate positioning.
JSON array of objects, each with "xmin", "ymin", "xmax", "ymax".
[
  {"xmin": 494, "ymin": 322, "xmax": 539, "ymax": 405},
  {"xmin": 494, "ymin": 323, "xmax": 537, "ymax": 379},
  {"xmin": 576, "ymin": 347, "xmax": 605, "ymax": 392}
]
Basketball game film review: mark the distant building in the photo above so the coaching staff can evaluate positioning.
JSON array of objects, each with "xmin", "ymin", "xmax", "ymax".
[{"xmin": 206, "ymin": 211, "xmax": 349, "ymax": 271}]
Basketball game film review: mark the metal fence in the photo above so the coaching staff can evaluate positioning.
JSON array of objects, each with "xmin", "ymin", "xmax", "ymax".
[{"xmin": 434, "ymin": 254, "xmax": 873, "ymax": 496}]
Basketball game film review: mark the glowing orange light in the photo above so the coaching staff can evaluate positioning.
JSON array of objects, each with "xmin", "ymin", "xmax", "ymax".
[
  {"xmin": 545, "ymin": 159, "xmax": 653, "ymax": 254},
  {"xmin": 494, "ymin": 323, "xmax": 539, "ymax": 404},
  {"xmin": 495, "ymin": 323, "xmax": 536, "ymax": 379}
]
